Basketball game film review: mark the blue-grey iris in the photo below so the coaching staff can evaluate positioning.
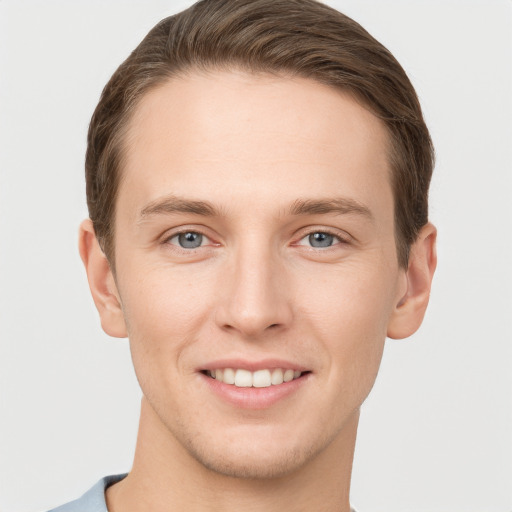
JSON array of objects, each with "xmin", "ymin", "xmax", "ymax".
[
  {"xmin": 179, "ymin": 232, "xmax": 203, "ymax": 248},
  {"xmin": 309, "ymin": 232, "xmax": 334, "ymax": 248}
]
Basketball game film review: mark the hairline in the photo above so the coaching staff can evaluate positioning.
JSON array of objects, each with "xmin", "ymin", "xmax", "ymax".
[{"xmin": 102, "ymin": 65, "xmax": 411, "ymax": 271}]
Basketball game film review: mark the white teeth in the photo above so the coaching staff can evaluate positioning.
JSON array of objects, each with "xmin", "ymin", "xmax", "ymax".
[
  {"xmin": 234, "ymin": 369, "xmax": 252, "ymax": 387},
  {"xmin": 283, "ymin": 369, "xmax": 294, "ymax": 382},
  {"xmin": 223, "ymin": 368, "xmax": 235, "ymax": 384},
  {"xmin": 253, "ymin": 369, "xmax": 271, "ymax": 388},
  {"xmin": 206, "ymin": 367, "xmax": 303, "ymax": 388},
  {"xmin": 271, "ymin": 368, "xmax": 284, "ymax": 385}
]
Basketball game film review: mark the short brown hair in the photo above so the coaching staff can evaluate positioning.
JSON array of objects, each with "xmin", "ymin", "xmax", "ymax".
[{"xmin": 86, "ymin": 0, "xmax": 434, "ymax": 268}]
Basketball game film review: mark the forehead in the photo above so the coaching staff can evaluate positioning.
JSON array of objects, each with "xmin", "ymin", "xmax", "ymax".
[{"xmin": 119, "ymin": 69, "xmax": 392, "ymax": 223}]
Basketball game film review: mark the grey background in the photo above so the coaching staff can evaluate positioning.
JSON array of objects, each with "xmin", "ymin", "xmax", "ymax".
[{"xmin": 1, "ymin": 1, "xmax": 511, "ymax": 511}]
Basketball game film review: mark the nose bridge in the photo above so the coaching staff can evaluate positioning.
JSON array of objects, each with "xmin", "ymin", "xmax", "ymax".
[{"xmin": 217, "ymin": 236, "xmax": 291, "ymax": 337}]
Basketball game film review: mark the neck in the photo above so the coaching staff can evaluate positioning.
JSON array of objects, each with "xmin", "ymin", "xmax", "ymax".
[{"xmin": 107, "ymin": 398, "xmax": 358, "ymax": 512}]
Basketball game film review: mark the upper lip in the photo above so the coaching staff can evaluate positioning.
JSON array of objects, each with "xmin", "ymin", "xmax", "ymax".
[{"xmin": 198, "ymin": 358, "xmax": 309, "ymax": 372}]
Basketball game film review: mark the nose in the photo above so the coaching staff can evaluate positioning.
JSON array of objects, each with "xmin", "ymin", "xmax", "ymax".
[{"xmin": 215, "ymin": 243, "xmax": 293, "ymax": 339}]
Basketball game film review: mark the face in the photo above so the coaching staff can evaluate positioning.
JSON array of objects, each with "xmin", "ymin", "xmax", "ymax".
[{"xmin": 110, "ymin": 70, "xmax": 408, "ymax": 478}]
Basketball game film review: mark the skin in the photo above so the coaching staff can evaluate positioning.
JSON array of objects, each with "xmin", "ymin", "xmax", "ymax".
[{"xmin": 80, "ymin": 70, "xmax": 437, "ymax": 512}]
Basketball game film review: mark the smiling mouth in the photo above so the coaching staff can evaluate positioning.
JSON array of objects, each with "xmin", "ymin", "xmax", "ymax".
[{"xmin": 202, "ymin": 368, "xmax": 308, "ymax": 388}]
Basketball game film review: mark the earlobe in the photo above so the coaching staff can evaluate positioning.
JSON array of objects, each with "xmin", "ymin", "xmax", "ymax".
[
  {"xmin": 78, "ymin": 219, "xmax": 128, "ymax": 338},
  {"xmin": 387, "ymin": 222, "xmax": 437, "ymax": 340}
]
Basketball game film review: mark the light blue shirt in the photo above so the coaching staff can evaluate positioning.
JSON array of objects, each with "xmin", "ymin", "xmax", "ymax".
[
  {"xmin": 47, "ymin": 473, "xmax": 357, "ymax": 511},
  {"xmin": 47, "ymin": 474, "xmax": 127, "ymax": 512}
]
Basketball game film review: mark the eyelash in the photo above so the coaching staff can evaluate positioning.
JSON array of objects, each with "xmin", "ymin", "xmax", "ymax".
[
  {"xmin": 294, "ymin": 229, "xmax": 350, "ymax": 249},
  {"xmin": 162, "ymin": 227, "xmax": 350, "ymax": 253},
  {"xmin": 163, "ymin": 229, "xmax": 215, "ymax": 251}
]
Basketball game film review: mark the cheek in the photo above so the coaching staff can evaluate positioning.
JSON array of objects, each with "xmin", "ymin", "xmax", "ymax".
[
  {"xmin": 117, "ymin": 263, "xmax": 217, "ymax": 387},
  {"xmin": 299, "ymin": 260, "xmax": 396, "ymax": 334},
  {"xmin": 120, "ymin": 258, "xmax": 215, "ymax": 332},
  {"xmin": 297, "ymin": 262, "xmax": 396, "ymax": 385}
]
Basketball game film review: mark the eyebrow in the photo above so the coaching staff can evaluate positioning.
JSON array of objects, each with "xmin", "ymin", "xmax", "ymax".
[
  {"xmin": 139, "ymin": 195, "xmax": 220, "ymax": 220},
  {"xmin": 289, "ymin": 198, "xmax": 374, "ymax": 221},
  {"xmin": 138, "ymin": 194, "xmax": 373, "ymax": 222}
]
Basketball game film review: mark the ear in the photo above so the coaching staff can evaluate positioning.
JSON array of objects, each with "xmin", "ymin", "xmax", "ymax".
[
  {"xmin": 387, "ymin": 222, "xmax": 437, "ymax": 339},
  {"xmin": 78, "ymin": 219, "xmax": 128, "ymax": 338}
]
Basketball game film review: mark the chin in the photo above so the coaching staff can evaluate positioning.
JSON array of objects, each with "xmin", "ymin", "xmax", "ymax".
[
  {"xmin": 188, "ymin": 439, "xmax": 318, "ymax": 480},
  {"xmin": 173, "ymin": 419, "xmax": 338, "ymax": 480},
  {"xmin": 142, "ymin": 386, "xmax": 361, "ymax": 481}
]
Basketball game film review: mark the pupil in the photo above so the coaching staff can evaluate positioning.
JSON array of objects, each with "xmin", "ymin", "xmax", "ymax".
[
  {"xmin": 179, "ymin": 232, "xmax": 203, "ymax": 248},
  {"xmin": 309, "ymin": 232, "xmax": 333, "ymax": 248}
]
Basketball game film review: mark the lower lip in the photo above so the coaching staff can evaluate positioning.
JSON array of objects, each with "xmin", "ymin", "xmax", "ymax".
[{"xmin": 200, "ymin": 373, "xmax": 310, "ymax": 410}]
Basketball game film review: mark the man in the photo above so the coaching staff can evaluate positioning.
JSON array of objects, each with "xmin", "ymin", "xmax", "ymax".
[{"xmin": 50, "ymin": 0, "xmax": 436, "ymax": 510}]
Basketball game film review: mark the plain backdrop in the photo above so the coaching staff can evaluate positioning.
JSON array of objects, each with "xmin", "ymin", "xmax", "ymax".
[{"xmin": 1, "ymin": 1, "xmax": 511, "ymax": 511}]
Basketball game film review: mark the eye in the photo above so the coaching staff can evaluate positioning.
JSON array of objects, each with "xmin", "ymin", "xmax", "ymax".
[
  {"xmin": 308, "ymin": 232, "xmax": 335, "ymax": 248},
  {"xmin": 296, "ymin": 231, "xmax": 345, "ymax": 248},
  {"xmin": 168, "ymin": 231, "xmax": 207, "ymax": 249}
]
